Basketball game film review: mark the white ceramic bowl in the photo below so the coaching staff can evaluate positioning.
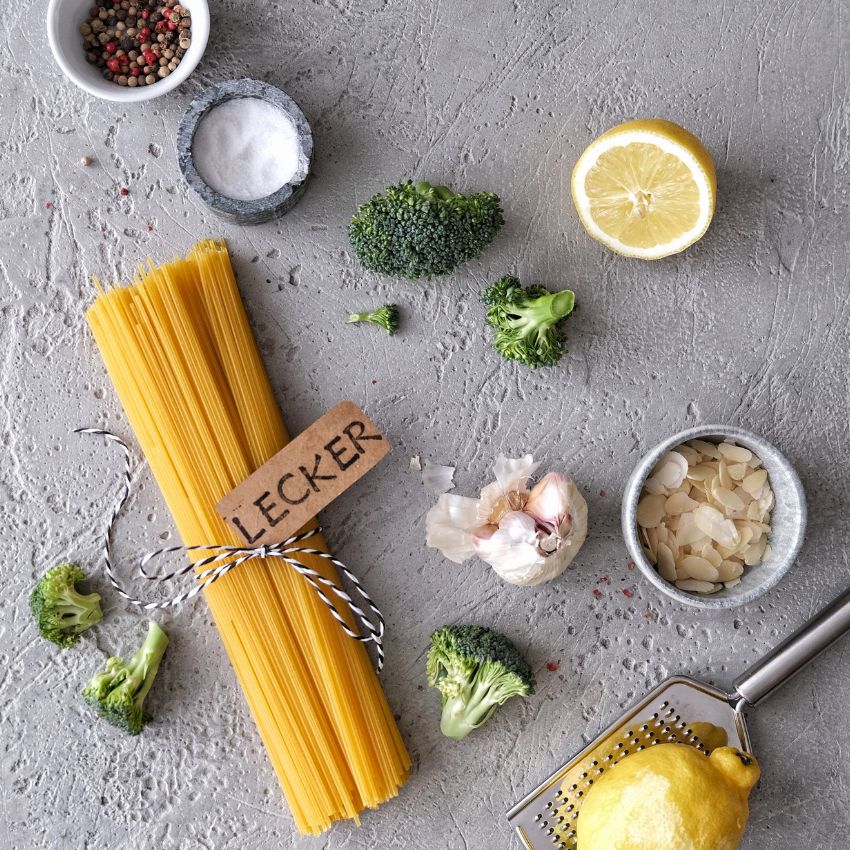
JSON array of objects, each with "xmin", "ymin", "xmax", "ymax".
[
  {"xmin": 47, "ymin": 0, "xmax": 209, "ymax": 103},
  {"xmin": 622, "ymin": 425, "xmax": 807, "ymax": 609}
]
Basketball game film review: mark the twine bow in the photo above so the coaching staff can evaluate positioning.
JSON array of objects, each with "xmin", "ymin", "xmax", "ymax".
[{"xmin": 75, "ymin": 428, "xmax": 385, "ymax": 671}]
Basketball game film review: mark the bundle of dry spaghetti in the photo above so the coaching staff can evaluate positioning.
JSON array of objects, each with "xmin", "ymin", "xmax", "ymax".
[{"xmin": 85, "ymin": 239, "xmax": 410, "ymax": 834}]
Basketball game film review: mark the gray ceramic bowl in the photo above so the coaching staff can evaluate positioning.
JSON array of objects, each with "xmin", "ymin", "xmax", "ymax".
[
  {"xmin": 622, "ymin": 425, "xmax": 806, "ymax": 609},
  {"xmin": 177, "ymin": 79, "xmax": 313, "ymax": 224}
]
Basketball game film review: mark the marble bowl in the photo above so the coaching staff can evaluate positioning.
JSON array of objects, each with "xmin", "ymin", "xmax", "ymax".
[
  {"xmin": 622, "ymin": 425, "xmax": 806, "ymax": 609},
  {"xmin": 47, "ymin": 0, "xmax": 209, "ymax": 103},
  {"xmin": 177, "ymin": 79, "xmax": 313, "ymax": 225}
]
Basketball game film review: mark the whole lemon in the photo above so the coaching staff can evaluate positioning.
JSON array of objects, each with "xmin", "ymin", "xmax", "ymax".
[{"xmin": 576, "ymin": 743, "xmax": 760, "ymax": 850}]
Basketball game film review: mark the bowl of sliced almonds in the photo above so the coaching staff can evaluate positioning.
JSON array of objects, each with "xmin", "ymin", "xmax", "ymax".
[{"xmin": 622, "ymin": 425, "xmax": 806, "ymax": 609}]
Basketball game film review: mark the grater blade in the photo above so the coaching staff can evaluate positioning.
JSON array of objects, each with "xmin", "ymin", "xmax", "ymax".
[{"xmin": 506, "ymin": 676, "xmax": 749, "ymax": 850}]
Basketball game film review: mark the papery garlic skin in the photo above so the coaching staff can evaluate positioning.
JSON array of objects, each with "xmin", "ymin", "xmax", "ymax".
[
  {"xmin": 478, "ymin": 454, "xmax": 539, "ymax": 523},
  {"xmin": 425, "ymin": 455, "xmax": 589, "ymax": 587},
  {"xmin": 425, "ymin": 493, "xmax": 481, "ymax": 563}
]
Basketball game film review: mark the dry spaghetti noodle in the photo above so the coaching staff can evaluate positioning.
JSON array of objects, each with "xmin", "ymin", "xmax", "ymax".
[{"xmin": 85, "ymin": 239, "xmax": 410, "ymax": 834}]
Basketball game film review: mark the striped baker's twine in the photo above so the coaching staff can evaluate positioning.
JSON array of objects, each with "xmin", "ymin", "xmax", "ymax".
[{"xmin": 75, "ymin": 427, "xmax": 386, "ymax": 672}]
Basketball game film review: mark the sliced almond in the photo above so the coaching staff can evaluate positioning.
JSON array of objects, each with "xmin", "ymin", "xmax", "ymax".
[
  {"xmin": 687, "ymin": 463, "xmax": 717, "ymax": 481},
  {"xmin": 734, "ymin": 526, "xmax": 754, "ymax": 555},
  {"xmin": 676, "ymin": 578, "xmax": 720, "ymax": 593},
  {"xmin": 728, "ymin": 462, "xmax": 749, "ymax": 481},
  {"xmin": 701, "ymin": 544, "xmax": 723, "ymax": 568},
  {"xmin": 643, "ymin": 477, "xmax": 668, "ymax": 496},
  {"xmin": 676, "ymin": 513, "xmax": 707, "ymax": 547},
  {"xmin": 666, "ymin": 490, "xmax": 699, "ymax": 515},
  {"xmin": 717, "ymin": 560, "xmax": 745, "ymax": 581},
  {"xmin": 733, "ymin": 486, "xmax": 753, "ymax": 506},
  {"xmin": 656, "ymin": 542, "xmax": 677, "ymax": 582},
  {"xmin": 741, "ymin": 468, "xmax": 768, "ymax": 495},
  {"xmin": 693, "ymin": 504, "xmax": 740, "ymax": 548},
  {"xmin": 646, "ymin": 526, "xmax": 660, "ymax": 558},
  {"xmin": 679, "ymin": 555, "xmax": 720, "ymax": 582},
  {"xmin": 690, "ymin": 486, "xmax": 708, "ymax": 504},
  {"xmin": 652, "ymin": 452, "xmax": 690, "ymax": 489},
  {"xmin": 636, "ymin": 494, "xmax": 666, "ymax": 528},
  {"xmin": 712, "ymin": 483, "xmax": 746, "ymax": 513},
  {"xmin": 718, "ymin": 442, "xmax": 753, "ymax": 463},
  {"xmin": 744, "ymin": 537, "xmax": 767, "ymax": 566},
  {"xmin": 675, "ymin": 445, "xmax": 702, "ymax": 466},
  {"xmin": 717, "ymin": 541, "xmax": 740, "ymax": 559},
  {"xmin": 688, "ymin": 440, "xmax": 720, "ymax": 459}
]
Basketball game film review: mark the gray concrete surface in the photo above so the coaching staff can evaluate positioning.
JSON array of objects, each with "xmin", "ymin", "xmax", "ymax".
[{"xmin": 2, "ymin": 0, "xmax": 850, "ymax": 847}]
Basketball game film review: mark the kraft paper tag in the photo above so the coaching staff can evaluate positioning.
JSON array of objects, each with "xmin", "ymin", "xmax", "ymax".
[{"xmin": 217, "ymin": 401, "xmax": 390, "ymax": 546}]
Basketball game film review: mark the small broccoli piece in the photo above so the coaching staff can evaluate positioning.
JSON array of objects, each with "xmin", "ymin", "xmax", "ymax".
[
  {"xmin": 29, "ymin": 563, "xmax": 103, "ymax": 648},
  {"xmin": 482, "ymin": 275, "xmax": 575, "ymax": 368},
  {"xmin": 426, "ymin": 624, "xmax": 534, "ymax": 740},
  {"xmin": 83, "ymin": 620, "xmax": 169, "ymax": 735},
  {"xmin": 348, "ymin": 180, "xmax": 504, "ymax": 279},
  {"xmin": 345, "ymin": 304, "xmax": 400, "ymax": 335}
]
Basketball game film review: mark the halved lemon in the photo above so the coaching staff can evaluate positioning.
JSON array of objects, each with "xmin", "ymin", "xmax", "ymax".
[{"xmin": 571, "ymin": 118, "xmax": 716, "ymax": 259}]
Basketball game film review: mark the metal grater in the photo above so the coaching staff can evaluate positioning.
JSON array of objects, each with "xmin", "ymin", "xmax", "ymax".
[{"xmin": 508, "ymin": 587, "xmax": 850, "ymax": 850}]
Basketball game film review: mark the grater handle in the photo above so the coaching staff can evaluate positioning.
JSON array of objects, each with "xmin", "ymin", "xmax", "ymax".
[{"xmin": 733, "ymin": 586, "xmax": 850, "ymax": 707}]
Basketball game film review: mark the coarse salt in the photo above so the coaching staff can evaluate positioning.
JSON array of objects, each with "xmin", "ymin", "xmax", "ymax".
[{"xmin": 192, "ymin": 98, "xmax": 300, "ymax": 201}]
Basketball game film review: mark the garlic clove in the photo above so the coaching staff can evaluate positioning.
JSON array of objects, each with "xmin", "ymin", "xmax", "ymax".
[{"xmin": 525, "ymin": 472, "xmax": 573, "ymax": 536}]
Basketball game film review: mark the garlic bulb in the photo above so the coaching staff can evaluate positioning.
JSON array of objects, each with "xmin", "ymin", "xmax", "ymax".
[{"xmin": 425, "ymin": 454, "xmax": 588, "ymax": 586}]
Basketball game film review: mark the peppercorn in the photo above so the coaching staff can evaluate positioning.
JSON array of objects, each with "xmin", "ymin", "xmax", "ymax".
[
  {"xmin": 157, "ymin": 66, "xmax": 169, "ymax": 78},
  {"xmin": 119, "ymin": 187, "xmax": 129, "ymax": 195},
  {"xmin": 127, "ymin": 76, "xmax": 138, "ymax": 86},
  {"xmin": 80, "ymin": 0, "xmax": 191, "ymax": 87},
  {"xmin": 80, "ymin": 155, "xmax": 93, "ymax": 166}
]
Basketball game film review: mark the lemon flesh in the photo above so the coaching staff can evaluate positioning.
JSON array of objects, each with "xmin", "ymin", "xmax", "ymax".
[
  {"xmin": 576, "ymin": 743, "xmax": 760, "ymax": 850},
  {"xmin": 571, "ymin": 119, "xmax": 716, "ymax": 259}
]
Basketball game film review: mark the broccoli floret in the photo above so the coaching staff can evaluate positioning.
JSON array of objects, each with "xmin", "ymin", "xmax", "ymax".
[
  {"xmin": 348, "ymin": 180, "xmax": 504, "ymax": 279},
  {"xmin": 83, "ymin": 620, "xmax": 169, "ymax": 735},
  {"xmin": 426, "ymin": 624, "xmax": 534, "ymax": 740},
  {"xmin": 345, "ymin": 304, "xmax": 400, "ymax": 335},
  {"xmin": 29, "ymin": 563, "xmax": 103, "ymax": 648},
  {"xmin": 482, "ymin": 275, "xmax": 575, "ymax": 368}
]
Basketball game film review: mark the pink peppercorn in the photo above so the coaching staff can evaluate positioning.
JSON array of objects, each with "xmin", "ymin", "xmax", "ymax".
[{"xmin": 119, "ymin": 187, "xmax": 129, "ymax": 196}]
